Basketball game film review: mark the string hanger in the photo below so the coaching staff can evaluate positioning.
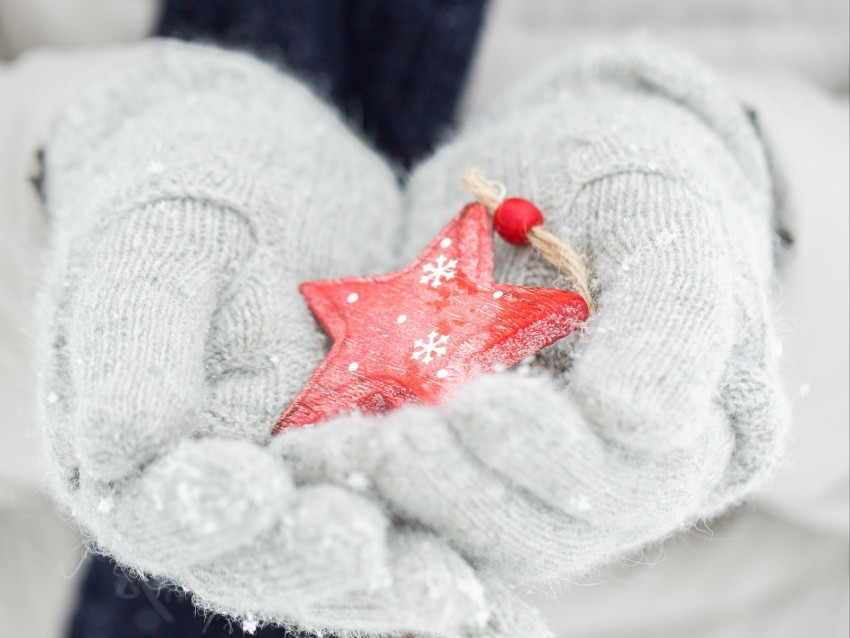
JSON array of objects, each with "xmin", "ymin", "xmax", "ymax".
[{"xmin": 463, "ymin": 168, "xmax": 596, "ymax": 315}]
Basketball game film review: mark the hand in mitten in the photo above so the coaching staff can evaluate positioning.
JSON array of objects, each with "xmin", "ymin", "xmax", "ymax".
[
  {"xmin": 39, "ymin": 40, "xmax": 550, "ymax": 637},
  {"xmin": 273, "ymin": 41, "xmax": 790, "ymax": 584}
]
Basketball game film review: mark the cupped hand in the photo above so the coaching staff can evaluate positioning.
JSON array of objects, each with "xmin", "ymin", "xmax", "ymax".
[
  {"xmin": 274, "ymin": 41, "xmax": 789, "ymax": 585},
  {"xmin": 40, "ymin": 40, "xmax": 548, "ymax": 637}
]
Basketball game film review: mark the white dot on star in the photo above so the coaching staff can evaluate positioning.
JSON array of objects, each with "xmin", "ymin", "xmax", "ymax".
[
  {"xmin": 396, "ymin": 314, "xmax": 407, "ymax": 324},
  {"xmin": 348, "ymin": 362, "xmax": 359, "ymax": 372},
  {"xmin": 347, "ymin": 293, "xmax": 359, "ymax": 303},
  {"xmin": 440, "ymin": 237, "xmax": 452, "ymax": 248},
  {"xmin": 436, "ymin": 369, "xmax": 449, "ymax": 379},
  {"xmin": 493, "ymin": 291, "xmax": 504, "ymax": 299}
]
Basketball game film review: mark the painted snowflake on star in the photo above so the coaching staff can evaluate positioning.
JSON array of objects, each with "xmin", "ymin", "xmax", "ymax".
[
  {"xmin": 420, "ymin": 254, "xmax": 458, "ymax": 288},
  {"xmin": 412, "ymin": 331, "xmax": 448, "ymax": 364}
]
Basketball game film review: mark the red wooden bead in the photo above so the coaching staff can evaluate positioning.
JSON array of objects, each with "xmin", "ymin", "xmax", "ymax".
[{"xmin": 493, "ymin": 197, "xmax": 545, "ymax": 246}]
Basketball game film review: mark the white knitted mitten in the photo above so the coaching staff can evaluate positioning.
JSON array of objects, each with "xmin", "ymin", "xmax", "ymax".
[
  {"xmin": 274, "ymin": 40, "xmax": 790, "ymax": 584},
  {"xmin": 39, "ymin": 40, "xmax": 549, "ymax": 637}
]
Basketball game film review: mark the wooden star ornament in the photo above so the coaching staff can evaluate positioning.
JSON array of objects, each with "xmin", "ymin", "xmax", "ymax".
[{"xmin": 273, "ymin": 202, "xmax": 588, "ymax": 432}]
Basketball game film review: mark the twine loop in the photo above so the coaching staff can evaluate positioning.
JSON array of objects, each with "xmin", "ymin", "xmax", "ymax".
[{"xmin": 463, "ymin": 168, "xmax": 596, "ymax": 315}]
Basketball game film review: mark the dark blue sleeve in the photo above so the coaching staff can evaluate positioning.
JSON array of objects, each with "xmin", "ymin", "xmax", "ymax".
[
  {"xmin": 156, "ymin": 0, "xmax": 489, "ymax": 167},
  {"xmin": 68, "ymin": 555, "xmax": 319, "ymax": 638}
]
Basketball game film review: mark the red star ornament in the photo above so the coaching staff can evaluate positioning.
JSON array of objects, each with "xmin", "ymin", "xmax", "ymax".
[{"xmin": 273, "ymin": 203, "xmax": 588, "ymax": 432}]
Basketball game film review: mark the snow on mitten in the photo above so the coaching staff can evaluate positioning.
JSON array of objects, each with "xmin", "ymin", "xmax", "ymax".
[
  {"xmin": 274, "ymin": 40, "xmax": 789, "ymax": 584},
  {"xmin": 39, "ymin": 40, "xmax": 548, "ymax": 637}
]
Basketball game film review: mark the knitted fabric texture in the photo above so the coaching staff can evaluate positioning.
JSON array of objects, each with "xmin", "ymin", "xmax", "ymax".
[{"xmin": 40, "ymin": 39, "xmax": 788, "ymax": 637}]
